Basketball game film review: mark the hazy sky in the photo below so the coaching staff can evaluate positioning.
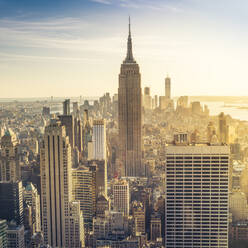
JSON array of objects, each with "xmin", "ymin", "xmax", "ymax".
[{"xmin": 0, "ymin": 0, "xmax": 248, "ymax": 98}]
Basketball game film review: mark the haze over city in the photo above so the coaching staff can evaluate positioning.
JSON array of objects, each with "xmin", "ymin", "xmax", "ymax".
[{"xmin": 1, "ymin": 0, "xmax": 248, "ymax": 97}]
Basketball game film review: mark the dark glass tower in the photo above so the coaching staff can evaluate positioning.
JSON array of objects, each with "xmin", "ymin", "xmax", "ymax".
[{"xmin": 0, "ymin": 181, "xmax": 23, "ymax": 225}]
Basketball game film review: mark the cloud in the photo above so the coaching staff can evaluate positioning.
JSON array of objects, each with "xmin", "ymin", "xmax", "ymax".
[
  {"xmin": 90, "ymin": 0, "xmax": 112, "ymax": 4},
  {"xmin": 0, "ymin": 16, "xmax": 125, "ymax": 64},
  {"xmin": 0, "ymin": 17, "xmax": 86, "ymax": 32},
  {"xmin": 89, "ymin": 0, "xmax": 183, "ymax": 12},
  {"xmin": 0, "ymin": 52, "xmax": 103, "ymax": 63},
  {"xmin": 0, "ymin": 22, "xmax": 123, "ymax": 53}
]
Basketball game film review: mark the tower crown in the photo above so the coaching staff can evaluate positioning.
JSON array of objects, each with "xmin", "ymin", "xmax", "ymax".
[{"xmin": 124, "ymin": 17, "xmax": 136, "ymax": 64}]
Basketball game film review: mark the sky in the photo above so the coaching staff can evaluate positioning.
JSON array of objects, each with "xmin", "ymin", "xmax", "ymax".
[{"xmin": 0, "ymin": 0, "xmax": 248, "ymax": 98}]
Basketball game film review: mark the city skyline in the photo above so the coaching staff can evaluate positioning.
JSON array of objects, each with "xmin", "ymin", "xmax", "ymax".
[
  {"xmin": 1, "ymin": 0, "xmax": 248, "ymax": 98},
  {"xmin": 1, "ymin": 2, "xmax": 248, "ymax": 247}
]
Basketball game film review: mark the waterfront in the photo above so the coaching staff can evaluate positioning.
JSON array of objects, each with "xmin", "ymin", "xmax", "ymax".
[{"xmin": 202, "ymin": 101, "xmax": 248, "ymax": 121}]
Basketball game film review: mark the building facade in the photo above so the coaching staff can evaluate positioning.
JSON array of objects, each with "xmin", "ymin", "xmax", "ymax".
[
  {"xmin": 63, "ymin": 99, "xmax": 70, "ymax": 115},
  {"xmin": 92, "ymin": 119, "xmax": 106, "ymax": 160},
  {"xmin": 23, "ymin": 183, "xmax": 41, "ymax": 233},
  {"xmin": 0, "ymin": 130, "xmax": 20, "ymax": 182},
  {"xmin": 0, "ymin": 219, "xmax": 7, "ymax": 248},
  {"xmin": 0, "ymin": 181, "xmax": 23, "ymax": 225},
  {"xmin": 7, "ymin": 224, "xmax": 25, "ymax": 248},
  {"xmin": 165, "ymin": 144, "xmax": 229, "ymax": 248},
  {"xmin": 113, "ymin": 179, "xmax": 130, "ymax": 216},
  {"xmin": 72, "ymin": 165, "xmax": 95, "ymax": 230}
]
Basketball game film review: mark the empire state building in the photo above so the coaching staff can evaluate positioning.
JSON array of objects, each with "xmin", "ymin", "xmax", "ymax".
[{"xmin": 118, "ymin": 18, "xmax": 143, "ymax": 177}]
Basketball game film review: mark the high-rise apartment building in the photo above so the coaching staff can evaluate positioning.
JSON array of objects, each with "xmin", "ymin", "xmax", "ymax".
[
  {"xmin": 0, "ymin": 181, "xmax": 23, "ymax": 226},
  {"xmin": 83, "ymin": 110, "xmax": 93, "ymax": 159},
  {"xmin": 219, "ymin": 112, "xmax": 229, "ymax": 144},
  {"xmin": 93, "ymin": 210, "xmax": 129, "ymax": 247},
  {"xmin": 165, "ymin": 139, "xmax": 229, "ymax": 248},
  {"xmin": 132, "ymin": 201, "xmax": 145, "ymax": 235},
  {"xmin": 6, "ymin": 223, "xmax": 25, "ymax": 248},
  {"xmin": 0, "ymin": 130, "xmax": 20, "ymax": 182},
  {"xmin": 40, "ymin": 120, "xmax": 84, "ymax": 247},
  {"xmin": 92, "ymin": 119, "xmax": 106, "ymax": 160},
  {"xmin": 0, "ymin": 219, "xmax": 7, "ymax": 248},
  {"xmin": 63, "ymin": 99, "xmax": 70, "ymax": 115},
  {"xmin": 23, "ymin": 183, "xmax": 41, "ymax": 233},
  {"xmin": 88, "ymin": 160, "xmax": 107, "ymax": 197},
  {"xmin": 96, "ymin": 194, "xmax": 110, "ymax": 218},
  {"xmin": 60, "ymin": 100, "xmax": 83, "ymax": 154},
  {"xmin": 165, "ymin": 76, "xmax": 171, "ymax": 99},
  {"xmin": 118, "ymin": 18, "xmax": 143, "ymax": 177},
  {"xmin": 58, "ymin": 115, "xmax": 75, "ymax": 149},
  {"xmin": 207, "ymin": 122, "xmax": 217, "ymax": 143},
  {"xmin": 150, "ymin": 212, "xmax": 161, "ymax": 241},
  {"xmin": 229, "ymin": 190, "xmax": 248, "ymax": 221},
  {"xmin": 68, "ymin": 201, "xmax": 85, "ymax": 248},
  {"xmin": 74, "ymin": 117, "xmax": 83, "ymax": 153},
  {"xmin": 72, "ymin": 165, "xmax": 95, "ymax": 229},
  {"xmin": 113, "ymin": 179, "xmax": 129, "ymax": 216},
  {"xmin": 143, "ymin": 87, "xmax": 152, "ymax": 110}
]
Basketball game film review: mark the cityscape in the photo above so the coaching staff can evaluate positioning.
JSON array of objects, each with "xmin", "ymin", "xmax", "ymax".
[{"xmin": 0, "ymin": 0, "xmax": 248, "ymax": 248}]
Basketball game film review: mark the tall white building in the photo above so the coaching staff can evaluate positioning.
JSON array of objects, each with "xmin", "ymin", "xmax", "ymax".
[
  {"xmin": 113, "ymin": 179, "xmax": 129, "ymax": 216},
  {"xmin": 165, "ymin": 141, "xmax": 229, "ymax": 248},
  {"xmin": 92, "ymin": 119, "xmax": 106, "ymax": 160},
  {"xmin": 40, "ymin": 120, "xmax": 84, "ymax": 247}
]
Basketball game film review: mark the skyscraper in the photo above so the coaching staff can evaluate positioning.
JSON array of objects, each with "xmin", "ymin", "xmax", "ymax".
[
  {"xmin": 143, "ymin": 87, "xmax": 152, "ymax": 110},
  {"xmin": 118, "ymin": 18, "xmax": 143, "ymax": 177},
  {"xmin": 63, "ymin": 99, "xmax": 70, "ymax": 115},
  {"xmin": 165, "ymin": 76, "xmax": 171, "ymax": 99},
  {"xmin": 72, "ymin": 165, "xmax": 95, "ymax": 230},
  {"xmin": 6, "ymin": 223, "xmax": 25, "ymax": 248},
  {"xmin": 40, "ymin": 120, "xmax": 84, "ymax": 247},
  {"xmin": 132, "ymin": 201, "xmax": 145, "ymax": 235},
  {"xmin": 92, "ymin": 119, "xmax": 106, "ymax": 160},
  {"xmin": 113, "ymin": 179, "xmax": 129, "ymax": 216},
  {"xmin": 74, "ymin": 116, "xmax": 83, "ymax": 153},
  {"xmin": 88, "ymin": 160, "xmax": 107, "ymax": 197},
  {"xmin": 23, "ymin": 183, "xmax": 41, "ymax": 233},
  {"xmin": 58, "ymin": 115, "xmax": 75, "ymax": 149},
  {"xmin": 0, "ymin": 130, "xmax": 20, "ymax": 182},
  {"xmin": 83, "ymin": 109, "xmax": 93, "ymax": 159},
  {"xmin": 218, "ymin": 112, "xmax": 229, "ymax": 144},
  {"xmin": 165, "ymin": 136, "xmax": 229, "ymax": 248},
  {"xmin": 0, "ymin": 181, "xmax": 23, "ymax": 226}
]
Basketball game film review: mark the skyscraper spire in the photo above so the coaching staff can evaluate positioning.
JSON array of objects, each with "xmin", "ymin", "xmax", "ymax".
[
  {"xmin": 128, "ymin": 16, "xmax": 131, "ymax": 36},
  {"xmin": 124, "ymin": 16, "xmax": 136, "ymax": 63}
]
